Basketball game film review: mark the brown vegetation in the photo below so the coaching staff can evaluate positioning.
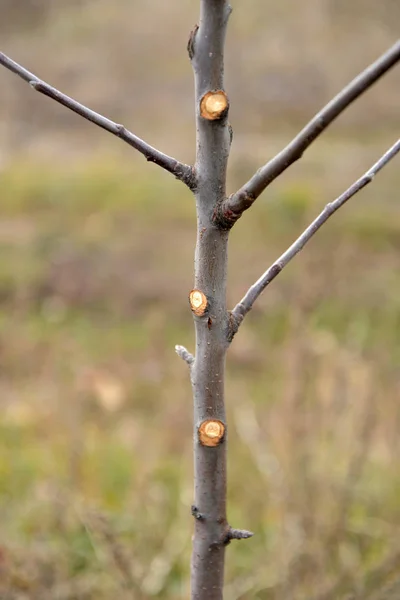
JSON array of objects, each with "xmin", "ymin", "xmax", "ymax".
[{"xmin": 0, "ymin": 2, "xmax": 399, "ymax": 598}]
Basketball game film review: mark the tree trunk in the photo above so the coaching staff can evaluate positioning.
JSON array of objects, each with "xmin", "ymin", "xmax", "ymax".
[{"xmin": 189, "ymin": 2, "xmax": 232, "ymax": 599}]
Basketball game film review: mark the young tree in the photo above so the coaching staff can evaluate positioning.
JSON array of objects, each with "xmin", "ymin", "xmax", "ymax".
[{"xmin": 0, "ymin": 3, "xmax": 399, "ymax": 599}]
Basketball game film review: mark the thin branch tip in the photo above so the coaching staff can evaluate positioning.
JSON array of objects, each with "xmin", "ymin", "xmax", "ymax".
[
  {"xmin": 0, "ymin": 51, "xmax": 193, "ymax": 186},
  {"xmin": 231, "ymin": 137, "xmax": 400, "ymax": 329},
  {"xmin": 175, "ymin": 344, "xmax": 195, "ymax": 366},
  {"xmin": 226, "ymin": 40, "xmax": 400, "ymax": 219},
  {"xmin": 180, "ymin": 165, "xmax": 197, "ymax": 190},
  {"xmin": 224, "ymin": 527, "xmax": 254, "ymax": 544}
]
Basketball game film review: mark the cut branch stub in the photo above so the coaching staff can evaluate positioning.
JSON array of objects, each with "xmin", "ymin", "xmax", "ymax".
[
  {"xmin": 189, "ymin": 289, "xmax": 208, "ymax": 316},
  {"xmin": 198, "ymin": 419, "xmax": 225, "ymax": 447},
  {"xmin": 200, "ymin": 90, "xmax": 229, "ymax": 121}
]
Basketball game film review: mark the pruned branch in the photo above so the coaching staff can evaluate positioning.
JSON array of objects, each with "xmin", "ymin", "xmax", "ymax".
[
  {"xmin": 218, "ymin": 40, "xmax": 400, "ymax": 226},
  {"xmin": 0, "ymin": 51, "xmax": 195, "ymax": 188},
  {"xmin": 230, "ymin": 138, "xmax": 400, "ymax": 330}
]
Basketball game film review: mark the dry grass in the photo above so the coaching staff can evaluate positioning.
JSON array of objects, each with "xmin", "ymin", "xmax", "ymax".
[
  {"xmin": 0, "ymin": 0, "xmax": 399, "ymax": 164},
  {"xmin": 0, "ymin": 2, "xmax": 399, "ymax": 598},
  {"xmin": 0, "ymin": 155, "xmax": 399, "ymax": 598}
]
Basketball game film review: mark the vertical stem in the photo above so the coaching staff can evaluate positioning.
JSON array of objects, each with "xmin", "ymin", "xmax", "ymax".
[{"xmin": 189, "ymin": 2, "xmax": 232, "ymax": 599}]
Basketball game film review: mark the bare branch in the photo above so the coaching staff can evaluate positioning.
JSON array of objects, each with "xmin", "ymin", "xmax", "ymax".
[
  {"xmin": 189, "ymin": 2, "xmax": 233, "ymax": 598},
  {"xmin": 175, "ymin": 344, "xmax": 195, "ymax": 366},
  {"xmin": 0, "ymin": 51, "xmax": 195, "ymax": 188},
  {"xmin": 231, "ymin": 138, "xmax": 400, "ymax": 330},
  {"xmin": 218, "ymin": 40, "xmax": 400, "ymax": 226}
]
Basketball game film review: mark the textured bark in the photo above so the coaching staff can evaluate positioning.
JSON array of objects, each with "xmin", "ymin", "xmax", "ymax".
[{"xmin": 189, "ymin": 2, "xmax": 232, "ymax": 599}]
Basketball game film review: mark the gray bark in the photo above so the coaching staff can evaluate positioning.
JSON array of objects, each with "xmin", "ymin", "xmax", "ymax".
[{"xmin": 189, "ymin": 2, "xmax": 232, "ymax": 599}]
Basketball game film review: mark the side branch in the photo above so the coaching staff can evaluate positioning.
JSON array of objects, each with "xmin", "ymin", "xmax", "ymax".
[
  {"xmin": 0, "ymin": 52, "xmax": 195, "ymax": 188},
  {"xmin": 230, "ymin": 138, "xmax": 400, "ymax": 330},
  {"xmin": 219, "ymin": 40, "xmax": 400, "ymax": 224}
]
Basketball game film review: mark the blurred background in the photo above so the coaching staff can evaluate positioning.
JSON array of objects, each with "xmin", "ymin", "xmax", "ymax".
[{"xmin": 0, "ymin": 1, "xmax": 399, "ymax": 599}]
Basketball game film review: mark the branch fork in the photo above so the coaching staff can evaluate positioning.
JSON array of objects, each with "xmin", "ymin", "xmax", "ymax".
[
  {"xmin": 229, "ymin": 138, "xmax": 400, "ymax": 334},
  {"xmin": 220, "ymin": 39, "xmax": 400, "ymax": 224}
]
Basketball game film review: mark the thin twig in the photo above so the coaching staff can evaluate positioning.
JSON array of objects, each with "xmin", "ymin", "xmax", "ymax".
[
  {"xmin": 230, "ymin": 138, "xmax": 400, "ymax": 330},
  {"xmin": 175, "ymin": 344, "xmax": 195, "ymax": 366},
  {"xmin": 0, "ymin": 51, "xmax": 195, "ymax": 187},
  {"xmin": 224, "ymin": 527, "xmax": 254, "ymax": 544},
  {"xmin": 218, "ymin": 41, "xmax": 400, "ymax": 225}
]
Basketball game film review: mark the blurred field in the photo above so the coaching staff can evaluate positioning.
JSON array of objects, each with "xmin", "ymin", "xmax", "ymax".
[{"xmin": 0, "ymin": 2, "xmax": 400, "ymax": 600}]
